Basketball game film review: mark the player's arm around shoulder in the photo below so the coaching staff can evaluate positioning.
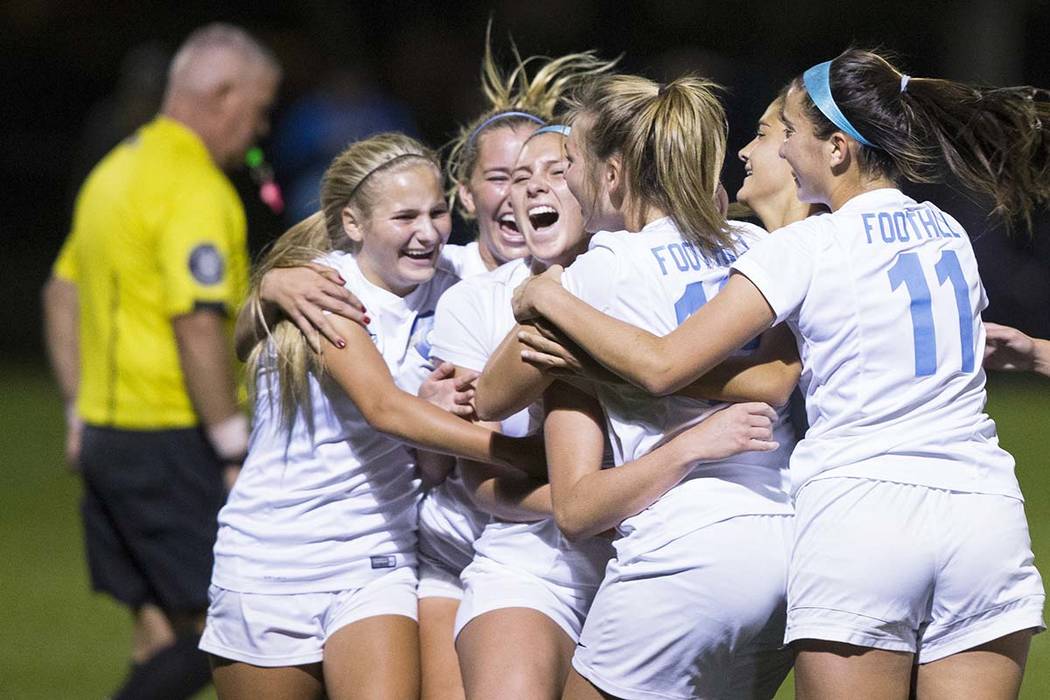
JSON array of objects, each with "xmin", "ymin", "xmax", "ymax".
[{"xmin": 323, "ymin": 314, "xmax": 546, "ymax": 474}]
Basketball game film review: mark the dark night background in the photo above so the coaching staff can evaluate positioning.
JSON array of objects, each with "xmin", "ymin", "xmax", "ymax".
[{"xmin": 3, "ymin": 0, "xmax": 1048, "ymax": 363}]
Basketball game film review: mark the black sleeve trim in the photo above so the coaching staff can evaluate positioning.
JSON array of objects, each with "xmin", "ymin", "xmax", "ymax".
[{"xmin": 191, "ymin": 301, "xmax": 230, "ymax": 317}]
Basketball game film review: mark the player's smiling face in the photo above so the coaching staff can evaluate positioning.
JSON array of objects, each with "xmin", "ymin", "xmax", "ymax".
[
  {"xmin": 778, "ymin": 87, "xmax": 831, "ymax": 206},
  {"xmin": 460, "ymin": 124, "xmax": 538, "ymax": 269},
  {"xmin": 510, "ymin": 133, "xmax": 588, "ymax": 268},
  {"xmin": 737, "ymin": 99, "xmax": 795, "ymax": 209},
  {"xmin": 345, "ymin": 162, "xmax": 451, "ymax": 297}
]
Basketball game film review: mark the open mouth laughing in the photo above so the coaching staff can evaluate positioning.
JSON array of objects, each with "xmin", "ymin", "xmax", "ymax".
[{"xmin": 528, "ymin": 204, "xmax": 560, "ymax": 231}]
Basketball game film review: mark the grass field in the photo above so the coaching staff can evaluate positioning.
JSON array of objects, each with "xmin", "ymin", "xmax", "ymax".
[{"xmin": 1, "ymin": 362, "xmax": 1047, "ymax": 698}]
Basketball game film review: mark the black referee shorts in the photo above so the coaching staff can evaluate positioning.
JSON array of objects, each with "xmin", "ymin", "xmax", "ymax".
[{"xmin": 79, "ymin": 425, "xmax": 226, "ymax": 613}]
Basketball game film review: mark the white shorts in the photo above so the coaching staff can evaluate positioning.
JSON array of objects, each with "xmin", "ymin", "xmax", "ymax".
[
  {"xmin": 573, "ymin": 514, "xmax": 794, "ymax": 700},
  {"xmin": 454, "ymin": 556, "xmax": 599, "ymax": 642},
  {"xmin": 199, "ymin": 566, "xmax": 419, "ymax": 667},
  {"xmin": 787, "ymin": 477, "xmax": 1045, "ymax": 663},
  {"xmin": 418, "ymin": 554, "xmax": 465, "ymax": 601},
  {"xmin": 416, "ymin": 477, "xmax": 485, "ymax": 601}
]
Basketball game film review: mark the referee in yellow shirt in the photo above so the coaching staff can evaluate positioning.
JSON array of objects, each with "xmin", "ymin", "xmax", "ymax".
[{"xmin": 41, "ymin": 24, "xmax": 279, "ymax": 699}]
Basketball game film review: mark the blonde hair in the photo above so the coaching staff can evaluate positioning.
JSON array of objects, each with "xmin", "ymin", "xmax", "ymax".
[
  {"xmin": 566, "ymin": 74, "xmax": 735, "ymax": 257},
  {"xmin": 246, "ymin": 132, "xmax": 441, "ymax": 431},
  {"xmin": 446, "ymin": 27, "xmax": 616, "ymax": 219}
]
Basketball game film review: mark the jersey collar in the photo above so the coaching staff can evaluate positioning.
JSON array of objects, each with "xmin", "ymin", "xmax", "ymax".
[{"xmin": 836, "ymin": 188, "xmax": 916, "ymax": 214}]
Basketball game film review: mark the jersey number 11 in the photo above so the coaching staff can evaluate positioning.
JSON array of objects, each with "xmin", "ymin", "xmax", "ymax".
[{"xmin": 888, "ymin": 250, "xmax": 975, "ymax": 377}]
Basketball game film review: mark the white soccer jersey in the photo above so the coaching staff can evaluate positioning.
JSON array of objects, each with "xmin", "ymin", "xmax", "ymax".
[
  {"xmin": 212, "ymin": 251, "xmax": 460, "ymax": 593},
  {"xmin": 732, "ymin": 188, "xmax": 1018, "ymax": 498},
  {"xmin": 560, "ymin": 217, "xmax": 795, "ymax": 560},
  {"xmin": 430, "ymin": 258, "xmax": 613, "ymax": 589},
  {"xmin": 398, "ymin": 242, "xmax": 498, "ymax": 583},
  {"xmin": 439, "ymin": 241, "xmax": 492, "ymax": 280}
]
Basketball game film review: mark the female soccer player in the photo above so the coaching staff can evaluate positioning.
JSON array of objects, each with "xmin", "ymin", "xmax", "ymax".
[
  {"xmin": 199, "ymin": 133, "xmax": 547, "ymax": 700},
  {"xmin": 427, "ymin": 123, "xmax": 613, "ymax": 700},
  {"xmin": 437, "ymin": 121, "xmax": 787, "ymax": 700},
  {"xmin": 736, "ymin": 91, "xmax": 824, "ymax": 231},
  {"xmin": 512, "ymin": 50, "xmax": 1049, "ymax": 699},
  {"xmin": 238, "ymin": 40, "xmax": 609, "ymax": 356},
  {"xmin": 478, "ymin": 74, "xmax": 800, "ymax": 700},
  {"xmin": 412, "ymin": 48, "xmax": 615, "ymax": 700}
]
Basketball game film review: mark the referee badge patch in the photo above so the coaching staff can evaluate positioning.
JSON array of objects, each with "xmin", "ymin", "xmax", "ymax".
[{"xmin": 188, "ymin": 244, "xmax": 225, "ymax": 286}]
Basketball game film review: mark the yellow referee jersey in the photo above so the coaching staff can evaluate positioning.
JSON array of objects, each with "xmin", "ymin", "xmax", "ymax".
[{"xmin": 53, "ymin": 116, "xmax": 248, "ymax": 429}]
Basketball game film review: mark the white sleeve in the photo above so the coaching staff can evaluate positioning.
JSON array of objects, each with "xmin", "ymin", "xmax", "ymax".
[
  {"xmin": 428, "ymin": 280, "xmax": 493, "ymax": 372},
  {"xmin": 560, "ymin": 235, "xmax": 620, "ymax": 312},
  {"xmin": 731, "ymin": 222, "xmax": 816, "ymax": 324}
]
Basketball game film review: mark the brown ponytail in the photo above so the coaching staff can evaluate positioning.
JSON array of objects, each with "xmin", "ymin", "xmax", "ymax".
[{"xmin": 793, "ymin": 48, "xmax": 1050, "ymax": 228}]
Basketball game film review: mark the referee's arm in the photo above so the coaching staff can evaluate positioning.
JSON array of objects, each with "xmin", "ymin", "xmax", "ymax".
[
  {"xmin": 173, "ymin": 308, "xmax": 246, "ymax": 489},
  {"xmin": 42, "ymin": 274, "xmax": 82, "ymax": 470},
  {"xmin": 42, "ymin": 276, "xmax": 79, "ymax": 405}
]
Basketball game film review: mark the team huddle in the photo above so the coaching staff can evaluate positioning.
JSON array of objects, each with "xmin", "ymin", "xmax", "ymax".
[{"xmin": 188, "ymin": 30, "xmax": 1049, "ymax": 700}]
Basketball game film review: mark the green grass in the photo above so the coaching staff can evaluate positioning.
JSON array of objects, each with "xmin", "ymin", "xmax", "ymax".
[{"xmin": 1, "ymin": 363, "xmax": 1047, "ymax": 698}]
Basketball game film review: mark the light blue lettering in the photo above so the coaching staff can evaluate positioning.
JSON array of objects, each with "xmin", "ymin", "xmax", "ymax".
[
  {"xmin": 892, "ymin": 211, "xmax": 910, "ymax": 242},
  {"xmin": 650, "ymin": 246, "xmax": 669, "ymax": 276},
  {"xmin": 935, "ymin": 209, "xmax": 963, "ymax": 238},
  {"xmin": 917, "ymin": 207, "xmax": 941, "ymax": 239},
  {"xmin": 904, "ymin": 209, "xmax": 924, "ymax": 241},
  {"xmin": 862, "ymin": 213, "xmax": 877, "ymax": 244},
  {"xmin": 679, "ymin": 241, "xmax": 704, "ymax": 270},
  {"xmin": 878, "ymin": 212, "xmax": 896, "ymax": 243},
  {"xmin": 667, "ymin": 243, "xmax": 691, "ymax": 272}
]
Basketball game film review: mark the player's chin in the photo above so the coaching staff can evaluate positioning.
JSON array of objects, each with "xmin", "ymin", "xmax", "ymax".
[{"xmin": 397, "ymin": 257, "xmax": 438, "ymax": 283}]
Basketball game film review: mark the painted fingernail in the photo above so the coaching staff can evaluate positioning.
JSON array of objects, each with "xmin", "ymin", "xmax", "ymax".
[
  {"xmin": 337, "ymin": 339, "xmax": 346, "ymax": 348},
  {"xmin": 363, "ymin": 316, "xmax": 371, "ymax": 325}
]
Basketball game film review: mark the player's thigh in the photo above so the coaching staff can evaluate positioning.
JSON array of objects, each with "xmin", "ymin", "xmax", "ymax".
[
  {"xmin": 419, "ymin": 596, "xmax": 465, "ymax": 700},
  {"xmin": 323, "ymin": 614, "xmax": 420, "ymax": 700},
  {"xmin": 210, "ymin": 655, "xmax": 324, "ymax": 700},
  {"xmin": 915, "ymin": 629, "xmax": 1033, "ymax": 700},
  {"xmin": 457, "ymin": 607, "xmax": 575, "ymax": 700},
  {"xmin": 793, "ymin": 640, "xmax": 913, "ymax": 700},
  {"xmin": 562, "ymin": 667, "xmax": 620, "ymax": 700}
]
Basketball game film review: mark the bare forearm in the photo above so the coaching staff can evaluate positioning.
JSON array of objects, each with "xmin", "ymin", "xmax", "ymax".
[
  {"xmin": 475, "ymin": 326, "xmax": 552, "ymax": 421},
  {"xmin": 530, "ymin": 276, "xmax": 773, "ymax": 395},
  {"xmin": 1034, "ymin": 339, "xmax": 1050, "ymax": 378},
  {"xmin": 42, "ymin": 277, "xmax": 79, "ymax": 402},
  {"xmin": 553, "ymin": 438, "xmax": 696, "ymax": 540},
  {"xmin": 173, "ymin": 311, "xmax": 240, "ymax": 426},
  {"xmin": 463, "ymin": 461, "xmax": 552, "ymax": 522},
  {"xmin": 531, "ymin": 287, "xmax": 670, "ymax": 392},
  {"xmin": 417, "ymin": 450, "xmax": 455, "ymax": 488},
  {"xmin": 365, "ymin": 392, "xmax": 544, "ymax": 474},
  {"xmin": 676, "ymin": 327, "xmax": 800, "ymax": 407}
]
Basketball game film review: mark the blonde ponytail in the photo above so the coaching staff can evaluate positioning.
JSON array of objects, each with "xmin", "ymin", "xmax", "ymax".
[
  {"xmin": 567, "ymin": 74, "xmax": 735, "ymax": 256},
  {"xmin": 446, "ymin": 24, "xmax": 617, "ymax": 219}
]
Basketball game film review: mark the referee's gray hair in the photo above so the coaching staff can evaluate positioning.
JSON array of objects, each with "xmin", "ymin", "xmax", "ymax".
[{"xmin": 167, "ymin": 23, "xmax": 280, "ymax": 96}]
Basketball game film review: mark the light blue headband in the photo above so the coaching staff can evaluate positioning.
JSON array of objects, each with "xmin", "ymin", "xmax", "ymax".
[
  {"xmin": 467, "ymin": 111, "xmax": 546, "ymax": 145},
  {"xmin": 528, "ymin": 124, "xmax": 571, "ymax": 139},
  {"xmin": 802, "ymin": 60, "xmax": 875, "ymax": 148}
]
